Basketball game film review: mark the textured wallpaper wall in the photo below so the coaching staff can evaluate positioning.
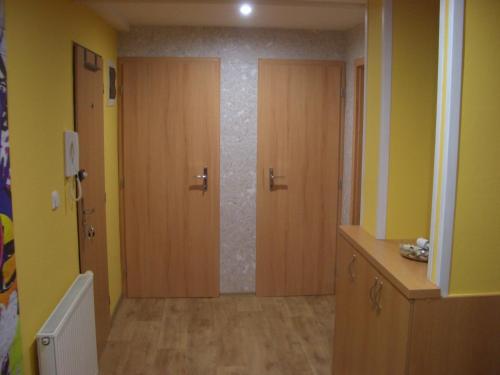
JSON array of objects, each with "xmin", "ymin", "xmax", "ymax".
[{"xmin": 119, "ymin": 26, "xmax": 364, "ymax": 293}]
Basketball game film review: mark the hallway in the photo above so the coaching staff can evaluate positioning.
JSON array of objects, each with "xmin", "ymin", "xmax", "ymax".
[{"xmin": 100, "ymin": 295, "xmax": 335, "ymax": 375}]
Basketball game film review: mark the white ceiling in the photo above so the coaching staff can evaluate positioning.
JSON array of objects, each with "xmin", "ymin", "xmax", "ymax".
[{"xmin": 78, "ymin": 0, "xmax": 366, "ymax": 31}]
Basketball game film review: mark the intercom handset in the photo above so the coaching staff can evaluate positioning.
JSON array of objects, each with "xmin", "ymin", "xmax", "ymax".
[{"xmin": 64, "ymin": 131, "xmax": 83, "ymax": 201}]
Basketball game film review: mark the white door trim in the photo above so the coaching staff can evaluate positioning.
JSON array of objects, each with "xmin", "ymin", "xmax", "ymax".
[
  {"xmin": 428, "ymin": 0, "xmax": 465, "ymax": 296},
  {"xmin": 376, "ymin": 0, "xmax": 392, "ymax": 239}
]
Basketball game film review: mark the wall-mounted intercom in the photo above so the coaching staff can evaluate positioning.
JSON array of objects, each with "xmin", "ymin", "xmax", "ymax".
[
  {"xmin": 64, "ymin": 131, "xmax": 83, "ymax": 201},
  {"xmin": 64, "ymin": 131, "xmax": 80, "ymax": 177}
]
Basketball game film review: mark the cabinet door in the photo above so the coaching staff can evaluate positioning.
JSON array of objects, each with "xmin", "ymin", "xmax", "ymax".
[
  {"xmin": 365, "ymin": 272, "xmax": 411, "ymax": 375},
  {"xmin": 333, "ymin": 237, "xmax": 373, "ymax": 374},
  {"xmin": 332, "ymin": 236, "xmax": 354, "ymax": 373}
]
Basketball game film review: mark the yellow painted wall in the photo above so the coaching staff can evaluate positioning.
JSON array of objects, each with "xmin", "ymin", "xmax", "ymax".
[
  {"xmin": 5, "ymin": 0, "xmax": 121, "ymax": 373},
  {"xmin": 386, "ymin": 0, "xmax": 439, "ymax": 239},
  {"xmin": 361, "ymin": 0, "xmax": 383, "ymax": 236},
  {"xmin": 449, "ymin": 0, "xmax": 500, "ymax": 295}
]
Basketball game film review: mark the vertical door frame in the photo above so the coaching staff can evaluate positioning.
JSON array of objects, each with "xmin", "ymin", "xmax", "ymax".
[
  {"xmin": 332, "ymin": 60, "xmax": 347, "ymax": 295},
  {"xmin": 74, "ymin": 43, "xmax": 85, "ymax": 272},
  {"xmin": 338, "ymin": 62, "xmax": 347, "ymax": 228},
  {"xmin": 337, "ymin": 62, "xmax": 347, "ymax": 295},
  {"xmin": 350, "ymin": 58, "xmax": 365, "ymax": 225},
  {"xmin": 117, "ymin": 59, "xmax": 128, "ymax": 297}
]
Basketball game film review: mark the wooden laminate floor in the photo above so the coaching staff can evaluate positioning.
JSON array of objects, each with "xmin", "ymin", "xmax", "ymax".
[{"xmin": 100, "ymin": 295, "xmax": 335, "ymax": 375}]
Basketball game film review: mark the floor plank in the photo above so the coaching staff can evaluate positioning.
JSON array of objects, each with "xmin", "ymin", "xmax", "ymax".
[{"xmin": 100, "ymin": 295, "xmax": 334, "ymax": 375}]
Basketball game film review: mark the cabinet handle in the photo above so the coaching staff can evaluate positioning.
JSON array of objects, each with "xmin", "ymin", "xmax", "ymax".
[
  {"xmin": 348, "ymin": 254, "xmax": 357, "ymax": 280},
  {"xmin": 369, "ymin": 277, "xmax": 379, "ymax": 306},
  {"xmin": 374, "ymin": 280, "xmax": 383, "ymax": 312}
]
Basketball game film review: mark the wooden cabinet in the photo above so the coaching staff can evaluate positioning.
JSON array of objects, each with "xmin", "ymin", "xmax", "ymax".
[
  {"xmin": 334, "ymin": 236, "xmax": 410, "ymax": 375},
  {"xmin": 333, "ymin": 226, "xmax": 500, "ymax": 375}
]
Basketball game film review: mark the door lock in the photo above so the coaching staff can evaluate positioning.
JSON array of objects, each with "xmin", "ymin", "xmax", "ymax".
[{"xmin": 86, "ymin": 225, "xmax": 96, "ymax": 240}]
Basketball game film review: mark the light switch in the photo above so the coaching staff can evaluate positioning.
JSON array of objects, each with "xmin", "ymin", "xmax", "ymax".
[{"xmin": 51, "ymin": 191, "xmax": 60, "ymax": 211}]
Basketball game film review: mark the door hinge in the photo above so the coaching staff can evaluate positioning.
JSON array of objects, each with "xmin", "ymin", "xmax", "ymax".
[
  {"xmin": 341, "ymin": 87, "xmax": 346, "ymax": 98},
  {"xmin": 120, "ymin": 178, "xmax": 125, "ymax": 189},
  {"xmin": 338, "ymin": 179, "xmax": 343, "ymax": 190}
]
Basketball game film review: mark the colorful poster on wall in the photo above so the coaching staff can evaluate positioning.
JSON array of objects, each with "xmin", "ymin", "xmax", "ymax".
[{"xmin": 0, "ymin": 1, "xmax": 23, "ymax": 374}]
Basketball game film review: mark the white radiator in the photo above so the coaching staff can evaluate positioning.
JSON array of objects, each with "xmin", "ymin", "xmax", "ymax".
[{"xmin": 36, "ymin": 271, "xmax": 99, "ymax": 375}]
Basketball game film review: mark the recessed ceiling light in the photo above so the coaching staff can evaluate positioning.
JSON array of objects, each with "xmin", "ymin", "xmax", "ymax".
[{"xmin": 239, "ymin": 3, "xmax": 253, "ymax": 17}]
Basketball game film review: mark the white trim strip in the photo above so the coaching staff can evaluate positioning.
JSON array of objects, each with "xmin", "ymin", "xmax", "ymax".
[
  {"xmin": 376, "ymin": 0, "xmax": 392, "ymax": 239},
  {"xmin": 428, "ymin": 0, "xmax": 447, "ymax": 281},
  {"xmin": 359, "ymin": 6, "xmax": 369, "ymax": 225},
  {"xmin": 433, "ymin": 0, "xmax": 464, "ymax": 296}
]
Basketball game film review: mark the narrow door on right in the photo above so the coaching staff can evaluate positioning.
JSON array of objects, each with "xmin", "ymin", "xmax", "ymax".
[
  {"xmin": 256, "ymin": 59, "xmax": 343, "ymax": 296},
  {"xmin": 351, "ymin": 61, "xmax": 365, "ymax": 225}
]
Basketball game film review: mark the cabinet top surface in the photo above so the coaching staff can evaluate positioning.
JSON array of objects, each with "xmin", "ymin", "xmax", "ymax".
[{"xmin": 339, "ymin": 226, "xmax": 441, "ymax": 300}]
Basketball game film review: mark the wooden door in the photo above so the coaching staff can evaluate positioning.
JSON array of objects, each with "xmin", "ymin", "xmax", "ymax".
[
  {"xmin": 74, "ymin": 45, "xmax": 110, "ymax": 356},
  {"xmin": 256, "ymin": 59, "xmax": 343, "ymax": 296},
  {"xmin": 351, "ymin": 60, "xmax": 365, "ymax": 225},
  {"xmin": 120, "ymin": 57, "xmax": 220, "ymax": 298}
]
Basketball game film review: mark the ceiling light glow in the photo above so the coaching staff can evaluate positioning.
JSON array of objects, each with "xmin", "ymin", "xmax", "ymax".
[{"xmin": 239, "ymin": 3, "xmax": 253, "ymax": 17}]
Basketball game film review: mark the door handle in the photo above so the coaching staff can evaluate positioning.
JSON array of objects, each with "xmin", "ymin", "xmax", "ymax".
[
  {"xmin": 194, "ymin": 167, "xmax": 208, "ymax": 192},
  {"xmin": 369, "ymin": 277, "xmax": 379, "ymax": 308},
  {"xmin": 374, "ymin": 280, "xmax": 383, "ymax": 312},
  {"xmin": 369, "ymin": 277, "xmax": 383, "ymax": 312},
  {"xmin": 269, "ymin": 168, "xmax": 285, "ymax": 191}
]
